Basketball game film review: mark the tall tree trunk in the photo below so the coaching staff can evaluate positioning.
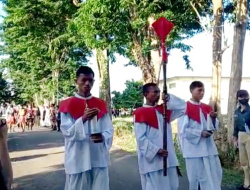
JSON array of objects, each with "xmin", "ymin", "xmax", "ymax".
[
  {"xmin": 132, "ymin": 35, "xmax": 156, "ymax": 83},
  {"xmin": 210, "ymin": 0, "xmax": 223, "ymax": 116},
  {"xmin": 34, "ymin": 93, "xmax": 39, "ymax": 107},
  {"xmin": 52, "ymin": 69, "xmax": 59, "ymax": 104},
  {"xmin": 96, "ymin": 49, "xmax": 112, "ymax": 117},
  {"xmin": 150, "ymin": 48, "xmax": 162, "ymax": 84},
  {"xmin": 227, "ymin": 0, "xmax": 249, "ymax": 143},
  {"xmin": 210, "ymin": 0, "xmax": 229, "ymax": 152},
  {"xmin": 148, "ymin": 17, "xmax": 162, "ymax": 85}
]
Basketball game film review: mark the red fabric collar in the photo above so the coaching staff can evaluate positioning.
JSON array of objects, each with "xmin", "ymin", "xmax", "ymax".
[
  {"xmin": 59, "ymin": 96, "xmax": 108, "ymax": 120},
  {"xmin": 134, "ymin": 105, "xmax": 172, "ymax": 129},
  {"xmin": 186, "ymin": 101, "xmax": 213, "ymax": 124}
]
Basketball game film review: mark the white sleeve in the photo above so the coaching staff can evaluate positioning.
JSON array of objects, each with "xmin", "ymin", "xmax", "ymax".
[
  {"xmin": 134, "ymin": 120, "xmax": 161, "ymax": 163},
  {"xmin": 178, "ymin": 115, "xmax": 202, "ymax": 145},
  {"xmin": 98, "ymin": 114, "xmax": 114, "ymax": 150},
  {"xmin": 167, "ymin": 94, "xmax": 186, "ymax": 122},
  {"xmin": 60, "ymin": 113, "xmax": 87, "ymax": 141}
]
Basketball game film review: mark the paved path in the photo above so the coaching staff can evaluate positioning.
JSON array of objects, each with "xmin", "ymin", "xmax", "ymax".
[{"xmin": 7, "ymin": 127, "xmax": 233, "ymax": 190}]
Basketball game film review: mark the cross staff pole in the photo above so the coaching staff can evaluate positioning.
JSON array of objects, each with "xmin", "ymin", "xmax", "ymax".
[{"xmin": 152, "ymin": 17, "xmax": 174, "ymax": 176}]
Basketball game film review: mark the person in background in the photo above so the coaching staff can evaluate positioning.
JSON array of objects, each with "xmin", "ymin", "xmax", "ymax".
[
  {"xmin": 233, "ymin": 90, "xmax": 250, "ymax": 190},
  {"xmin": 0, "ymin": 104, "xmax": 3, "ymax": 117},
  {"xmin": 50, "ymin": 104, "xmax": 57, "ymax": 131},
  {"xmin": 18, "ymin": 105, "xmax": 26, "ymax": 132},
  {"xmin": 33, "ymin": 106, "xmax": 41, "ymax": 128},
  {"xmin": 41, "ymin": 106, "xmax": 46, "ymax": 127},
  {"xmin": 26, "ymin": 104, "xmax": 34, "ymax": 130},
  {"xmin": 6, "ymin": 105, "xmax": 15, "ymax": 132},
  {"xmin": 0, "ymin": 118, "xmax": 13, "ymax": 190},
  {"xmin": 56, "ymin": 105, "xmax": 61, "ymax": 132},
  {"xmin": 44, "ymin": 106, "xmax": 51, "ymax": 127},
  {"xmin": 0, "ymin": 103, "xmax": 7, "ymax": 117},
  {"xmin": 0, "ymin": 104, "xmax": 7, "ymax": 119}
]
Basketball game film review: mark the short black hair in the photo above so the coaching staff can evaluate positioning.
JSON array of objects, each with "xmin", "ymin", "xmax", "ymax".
[
  {"xmin": 190, "ymin": 81, "xmax": 204, "ymax": 92},
  {"xmin": 237, "ymin": 90, "xmax": 249, "ymax": 98},
  {"xmin": 76, "ymin": 66, "xmax": 95, "ymax": 78},
  {"xmin": 143, "ymin": 83, "xmax": 157, "ymax": 96}
]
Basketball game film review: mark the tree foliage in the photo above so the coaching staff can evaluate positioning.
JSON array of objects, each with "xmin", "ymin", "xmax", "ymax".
[
  {"xmin": 120, "ymin": 0, "xmax": 208, "ymax": 62},
  {"xmin": 1, "ymin": 0, "xmax": 244, "ymax": 106},
  {"xmin": 70, "ymin": 0, "xmax": 130, "ymax": 60},
  {"xmin": 0, "ymin": 0, "xmax": 89, "ymax": 104},
  {"xmin": 0, "ymin": 71, "xmax": 13, "ymax": 103},
  {"xmin": 71, "ymin": 0, "xmax": 212, "ymax": 83},
  {"xmin": 112, "ymin": 80, "xmax": 143, "ymax": 109}
]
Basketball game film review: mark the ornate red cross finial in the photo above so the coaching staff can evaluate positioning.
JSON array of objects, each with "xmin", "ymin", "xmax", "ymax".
[{"xmin": 152, "ymin": 17, "xmax": 174, "ymax": 62}]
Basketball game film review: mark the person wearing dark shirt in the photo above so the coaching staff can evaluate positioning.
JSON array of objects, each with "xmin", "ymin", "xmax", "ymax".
[{"xmin": 233, "ymin": 90, "xmax": 250, "ymax": 190}]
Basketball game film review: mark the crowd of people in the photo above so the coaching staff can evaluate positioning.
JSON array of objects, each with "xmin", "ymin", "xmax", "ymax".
[
  {"xmin": 0, "ymin": 103, "xmax": 61, "ymax": 133},
  {"xmin": 111, "ymin": 108, "xmax": 135, "ymax": 118}
]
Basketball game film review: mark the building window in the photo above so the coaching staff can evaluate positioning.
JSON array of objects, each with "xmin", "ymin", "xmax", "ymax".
[{"xmin": 169, "ymin": 83, "xmax": 176, "ymax": 89}]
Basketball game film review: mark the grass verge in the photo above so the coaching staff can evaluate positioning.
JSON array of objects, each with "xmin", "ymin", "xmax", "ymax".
[{"xmin": 113, "ymin": 117, "xmax": 136, "ymax": 153}]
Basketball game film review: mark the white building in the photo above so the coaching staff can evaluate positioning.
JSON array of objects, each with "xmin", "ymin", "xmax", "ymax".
[{"xmin": 159, "ymin": 76, "xmax": 250, "ymax": 114}]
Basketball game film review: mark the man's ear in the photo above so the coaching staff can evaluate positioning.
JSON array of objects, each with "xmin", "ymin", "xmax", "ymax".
[{"xmin": 75, "ymin": 78, "xmax": 78, "ymax": 85}]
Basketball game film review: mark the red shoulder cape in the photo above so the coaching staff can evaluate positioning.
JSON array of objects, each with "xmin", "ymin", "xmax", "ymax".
[
  {"xmin": 186, "ymin": 101, "xmax": 213, "ymax": 124},
  {"xmin": 59, "ymin": 96, "xmax": 108, "ymax": 120},
  {"xmin": 133, "ymin": 105, "xmax": 172, "ymax": 129}
]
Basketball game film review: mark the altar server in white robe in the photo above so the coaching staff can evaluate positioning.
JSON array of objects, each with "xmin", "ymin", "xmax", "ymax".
[
  {"xmin": 178, "ymin": 81, "xmax": 222, "ymax": 190},
  {"xmin": 59, "ymin": 66, "xmax": 113, "ymax": 190},
  {"xmin": 134, "ymin": 83, "xmax": 186, "ymax": 190}
]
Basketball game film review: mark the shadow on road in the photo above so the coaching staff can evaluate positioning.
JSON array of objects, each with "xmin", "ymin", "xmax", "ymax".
[
  {"xmin": 11, "ymin": 151, "xmax": 64, "ymax": 162},
  {"xmin": 12, "ymin": 164, "xmax": 65, "ymax": 190},
  {"xmin": 12, "ymin": 148, "xmax": 142, "ymax": 190},
  {"xmin": 109, "ymin": 149, "xmax": 141, "ymax": 190},
  {"xmin": 7, "ymin": 129, "xmax": 64, "ymax": 152},
  {"xmin": 9, "ymin": 129, "xmax": 233, "ymax": 190},
  {"xmin": 109, "ymin": 149, "xmax": 192, "ymax": 190}
]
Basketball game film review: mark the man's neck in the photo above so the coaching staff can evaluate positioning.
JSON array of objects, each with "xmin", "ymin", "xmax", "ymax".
[
  {"xmin": 191, "ymin": 98, "xmax": 200, "ymax": 103},
  {"xmin": 77, "ymin": 91, "xmax": 91, "ymax": 98},
  {"xmin": 145, "ymin": 101, "xmax": 156, "ymax": 106},
  {"xmin": 241, "ymin": 105, "xmax": 246, "ymax": 112}
]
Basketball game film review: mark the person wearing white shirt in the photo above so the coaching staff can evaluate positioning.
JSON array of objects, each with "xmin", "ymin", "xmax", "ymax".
[
  {"xmin": 134, "ymin": 83, "xmax": 186, "ymax": 190},
  {"xmin": 177, "ymin": 81, "xmax": 222, "ymax": 190},
  {"xmin": 59, "ymin": 66, "xmax": 113, "ymax": 190}
]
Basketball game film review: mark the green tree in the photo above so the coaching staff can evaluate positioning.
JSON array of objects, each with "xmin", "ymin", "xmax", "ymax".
[
  {"xmin": 118, "ymin": 0, "xmax": 208, "ymax": 83},
  {"xmin": 73, "ymin": 0, "xmax": 210, "ymax": 84},
  {"xmin": 70, "ymin": 0, "xmax": 129, "ymax": 114},
  {"xmin": 70, "ymin": 0, "xmax": 212, "ymax": 114},
  {"xmin": 112, "ymin": 80, "xmax": 143, "ymax": 109},
  {"xmin": 0, "ymin": 0, "xmax": 88, "ymax": 105},
  {"xmin": 0, "ymin": 72, "xmax": 12, "ymax": 103},
  {"xmin": 111, "ymin": 91, "xmax": 123, "ymax": 109}
]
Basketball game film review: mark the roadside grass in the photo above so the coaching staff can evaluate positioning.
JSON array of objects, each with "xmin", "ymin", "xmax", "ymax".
[{"xmin": 113, "ymin": 117, "xmax": 136, "ymax": 153}]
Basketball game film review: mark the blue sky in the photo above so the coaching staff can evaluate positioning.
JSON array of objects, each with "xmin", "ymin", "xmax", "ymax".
[{"xmin": 0, "ymin": 2, "xmax": 250, "ymax": 97}]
